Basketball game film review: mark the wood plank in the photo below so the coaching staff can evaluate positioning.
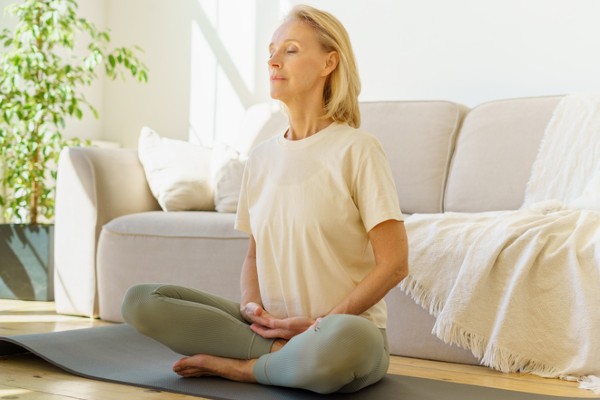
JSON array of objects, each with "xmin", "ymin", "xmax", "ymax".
[
  {"xmin": 388, "ymin": 356, "xmax": 597, "ymax": 398},
  {"xmin": 0, "ymin": 354, "xmax": 203, "ymax": 400}
]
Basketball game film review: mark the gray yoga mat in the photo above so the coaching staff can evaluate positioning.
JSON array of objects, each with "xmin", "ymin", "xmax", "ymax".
[{"xmin": 0, "ymin": 324, "xmax": 579, "ymax": 400}]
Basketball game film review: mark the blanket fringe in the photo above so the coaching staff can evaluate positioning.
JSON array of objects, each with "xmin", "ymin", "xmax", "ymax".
[
  {"xmin": 435, "ymin": 319, "xmax": 600, "ymax": 394},
  {"xmin": 433, "ymin": 318, "xmax": 562, "ymax": 377},
  {"xmin": 399, "ymin": 276, "xmax": 600, "ymax": 394},
  {"xmin": 578, "ymin": 375, "xmax": 600, "ymax": 394},
  {"xmin": 399, "ymin": 275, "xmax": 445, "ymax": 317}
]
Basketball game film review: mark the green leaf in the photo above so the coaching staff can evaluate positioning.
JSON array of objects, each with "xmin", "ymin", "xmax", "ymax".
[
  {"xmin": 89, "ymin": 104, "xmax": 99, "ymax": 119},
  {"xmin": 0, "ymin": 0, "xmax": 148, "ymax": 224}
]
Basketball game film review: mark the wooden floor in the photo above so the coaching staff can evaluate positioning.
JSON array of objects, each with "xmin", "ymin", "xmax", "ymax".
[{"xmin": 0, "ymin": 299, "xmax": 597, "ymax": 399}]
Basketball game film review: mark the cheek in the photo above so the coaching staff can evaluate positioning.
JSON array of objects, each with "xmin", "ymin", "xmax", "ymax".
[{"xmin": 294, "ymin": 60, "xmax": 325, "ymax": 85}]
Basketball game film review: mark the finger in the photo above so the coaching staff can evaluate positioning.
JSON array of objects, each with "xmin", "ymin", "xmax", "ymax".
[
  {"xmin": 250, "ymin": 323, "xmax": 291, "ymax": 339},
  {"xmin": 247, "ymin": 313, "xmax": 271, "ymax": 328},
  {"xmin": 249, "ymin": 323, "xmax": 270, "ymax": 335}
]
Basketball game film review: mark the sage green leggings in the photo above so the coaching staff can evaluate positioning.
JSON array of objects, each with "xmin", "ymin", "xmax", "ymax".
[{"xmin": 121, "ymin": 284, "xmax": 389, "ymax": 394}]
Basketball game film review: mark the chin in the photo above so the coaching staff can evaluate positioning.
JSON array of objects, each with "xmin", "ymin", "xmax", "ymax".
[{"xmin": 270, "ymin": 91, "xmax": 286, "ymax": 102}]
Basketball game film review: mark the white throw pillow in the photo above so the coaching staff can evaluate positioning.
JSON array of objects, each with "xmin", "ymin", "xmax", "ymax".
[
  {"xmin": 138, "ymin": 127, "xmax": 215, "ymax": 211},
  {"xmin": 211, "ymin": 143, "xmax": 246, "ymax": 213}
]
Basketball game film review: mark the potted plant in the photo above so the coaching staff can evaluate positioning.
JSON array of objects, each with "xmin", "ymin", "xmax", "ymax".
[{"xmin": 0, "ymin": 0, "xmax": 148, "ymax": 300}]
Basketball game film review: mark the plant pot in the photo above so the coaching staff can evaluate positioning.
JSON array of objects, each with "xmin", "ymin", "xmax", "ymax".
[{"xmin": 0, "ymin": 224, "xmax": 54, "ymax": 301}]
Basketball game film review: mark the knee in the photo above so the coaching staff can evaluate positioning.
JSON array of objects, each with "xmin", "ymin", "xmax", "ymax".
[
  {"xmin": 307, "ymin": 315, "xmax": 387, "ymax": 391},
  {"xmin": 120, "ymin": 283, "xmax": 162, "ymax": 330},
  {"xmin": 318, "ymin": 314, "xmax": 384, "ymax": 356}
]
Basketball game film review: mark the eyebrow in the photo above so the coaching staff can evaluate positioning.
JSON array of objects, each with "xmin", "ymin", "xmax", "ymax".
[{"xmin": 268, "ymin": 39, "xmax": 300, "ymax": 51}]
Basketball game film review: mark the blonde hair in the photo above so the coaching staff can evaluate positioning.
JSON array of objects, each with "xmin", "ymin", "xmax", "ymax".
[{"xmin": 285, "ymin": 5, "xmax": 361, "ymax": 128}]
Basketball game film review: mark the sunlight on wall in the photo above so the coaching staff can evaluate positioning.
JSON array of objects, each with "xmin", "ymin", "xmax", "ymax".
[
  {"xmin": 218, "ymin": 2, "xmax": 256, "ymax": 93},
  {"xmin": 189, "ymin": 12, "xmax": 217, "ymax": 146},
  {"xmin": 189, "ymin": 0, "xmax": 258, "ymax": 148},
  {"xmin": 214, "ymin": 1, "xmax": 254, "ymax": 148}
]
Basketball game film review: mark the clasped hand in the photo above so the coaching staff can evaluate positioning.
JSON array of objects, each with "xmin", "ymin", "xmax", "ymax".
[{"xmin": 242, "ymin": 302, "xmax": 318, "ymax": 340}]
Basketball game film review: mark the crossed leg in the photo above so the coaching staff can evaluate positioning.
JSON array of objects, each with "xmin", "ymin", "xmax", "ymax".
[
  {"xmin": 121, "ymin": 284, "xmax": 388, "ymax": 394},
  {"xmin": 121, "ymin": 283, "xmax": 275, "ymax": 358}
]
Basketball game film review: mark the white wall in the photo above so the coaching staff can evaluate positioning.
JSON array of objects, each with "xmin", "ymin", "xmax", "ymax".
[
  {"xmin": 319, "ymin": 0, "xmax": 600, "ymax": 104},
  {"xmin": 4, "ymin": 0, "xmax": 600, "ymax": 148}
]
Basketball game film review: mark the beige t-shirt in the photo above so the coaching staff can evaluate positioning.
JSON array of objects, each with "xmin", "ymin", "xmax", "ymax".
[{"xmin": 235, "ymin": 122, "xmax": 403, "ymax": 328}]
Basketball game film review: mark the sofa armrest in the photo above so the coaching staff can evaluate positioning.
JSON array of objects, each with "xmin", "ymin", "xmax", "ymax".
[{"xmin": 54, "ymin": 147, "xmax": 160, "ymax": 317}]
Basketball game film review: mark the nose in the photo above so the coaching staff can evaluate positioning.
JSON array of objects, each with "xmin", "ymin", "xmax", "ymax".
[
  {"xmin": 268, "ymin": 59, "xmax": 281, "ymax": 69},
  {"xmin": 268, "ymin": 53, "xmax": 281, "ymax": 69}
]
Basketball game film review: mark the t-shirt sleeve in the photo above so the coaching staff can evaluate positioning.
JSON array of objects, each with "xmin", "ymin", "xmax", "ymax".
[
  {"xmin": 234, "ymin": 162, "xmax": 252, "ymax": 234},
  {"xmin": 353, "ymin": 137, "xmax": 404, "ymax": 232}
]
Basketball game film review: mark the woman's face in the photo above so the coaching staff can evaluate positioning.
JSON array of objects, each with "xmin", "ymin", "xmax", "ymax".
[{"xmin": 268, "ymin": 20, "xmax": 337, "ymax": 105}]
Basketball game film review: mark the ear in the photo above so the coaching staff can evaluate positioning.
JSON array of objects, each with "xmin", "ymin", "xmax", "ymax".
[{"xmin": 322, "ymin": 51, "xmax": 339, "ymax": 77}]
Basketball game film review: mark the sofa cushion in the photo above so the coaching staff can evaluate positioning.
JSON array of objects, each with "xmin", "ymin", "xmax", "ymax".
[
  {"xmin": 444, "ymin": 96, "xmax": 562, "ymax": 212},
  {"xmin": 102, "ymin": 211, "xmax": 246, "ymax": 238},
  {"xmin": 97, "ymin": 211, "xmax": 249, "ymax": 322},
  {"xmin": 360, "ymin": 101, "xmax": 468, "ymax": 214}
]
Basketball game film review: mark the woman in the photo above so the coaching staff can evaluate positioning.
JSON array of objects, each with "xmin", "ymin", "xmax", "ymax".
[{"xmin": 122, "ymin": 5, "xmax": 408, "ymax": 394}]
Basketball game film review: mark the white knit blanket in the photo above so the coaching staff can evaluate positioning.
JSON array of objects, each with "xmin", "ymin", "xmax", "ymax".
[
  {"xmin": 523, "ymin": 93, "xmax": 600, "ymax": 210},
  {"xmin": 400, "ymin": 94, "xmax": 600, "ymax": 392}
]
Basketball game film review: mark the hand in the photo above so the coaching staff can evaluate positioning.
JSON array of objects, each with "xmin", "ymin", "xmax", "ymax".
[
  {"xmin": 241, "ymin": 302, "xmax": 315, "ymax": 340},
  {"xmin": 250, "ymin": 315, "xmax": 316, "ymax": 340}
]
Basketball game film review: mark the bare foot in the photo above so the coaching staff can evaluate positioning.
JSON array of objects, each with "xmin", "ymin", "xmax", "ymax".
[
  {"xmin": 173, "ymin": 338, "xmax": 286, "ymax": 381},
  {"xmin": 172, "ymin": 355, "xmax": 257, "ymax": 382}
]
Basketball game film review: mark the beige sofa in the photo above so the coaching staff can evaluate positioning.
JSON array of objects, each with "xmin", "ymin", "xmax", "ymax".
[{"xmin": 54, "ymin": 95, "xmax": 561, "ymax": 366}]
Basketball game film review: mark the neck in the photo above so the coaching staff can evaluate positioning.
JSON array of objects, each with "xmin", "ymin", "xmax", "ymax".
[
  {"xmin": 285, "ymin": 100, "xmax": 333, "ymax": 140},
  {"xmin": 286, "ymin": 116, "xmax": 334, "ymax": 141}
]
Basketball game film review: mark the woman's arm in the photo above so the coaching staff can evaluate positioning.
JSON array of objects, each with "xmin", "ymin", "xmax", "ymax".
[
  {"xmin": 328, "ymin": 219, "xmax": 409, "ymax": 316},
  {"xmin": 239, "ymin": 235, "xmax": 263, "ymax": 322}
]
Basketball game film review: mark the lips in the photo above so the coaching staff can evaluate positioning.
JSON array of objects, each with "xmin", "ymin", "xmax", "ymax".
[{"xmin": 270, "ymin": 75, "xmax": 286, "ymax": 81}]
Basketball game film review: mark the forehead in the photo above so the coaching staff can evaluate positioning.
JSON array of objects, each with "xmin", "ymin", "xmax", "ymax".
[{"xmin": 270, "ymin": 20, "xmax": 317, "ymax": 46}]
